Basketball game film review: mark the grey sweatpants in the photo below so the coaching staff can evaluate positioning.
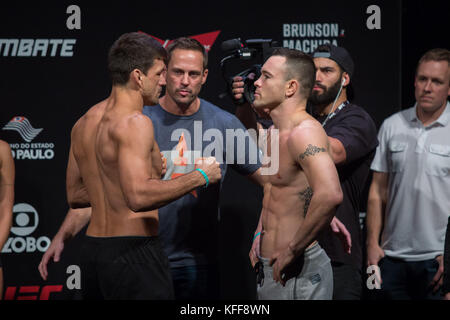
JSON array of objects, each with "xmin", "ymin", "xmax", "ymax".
[{"xmin": 257, "ymin": 242, "xmax": 333, "ymax": 300}]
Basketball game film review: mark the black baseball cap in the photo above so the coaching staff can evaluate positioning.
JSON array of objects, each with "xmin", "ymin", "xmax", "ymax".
[{"xmin": 312, "ymin": 44, "xmax": 354, "ymax": 78}]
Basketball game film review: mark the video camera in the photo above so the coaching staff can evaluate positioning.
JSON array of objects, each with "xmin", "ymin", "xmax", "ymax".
[{"xmin": 219, "ymin": 38, "xmax": 279, "ymax": 105}]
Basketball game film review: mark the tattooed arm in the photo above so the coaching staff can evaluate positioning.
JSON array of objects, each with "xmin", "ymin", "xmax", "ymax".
[
  {"xmin": 289, "ymin": 125, "xmax": 342, "ymax": 249},
  {"xmin": 270, "ymin": 121, "xmax": 343, "ymax": 284}
]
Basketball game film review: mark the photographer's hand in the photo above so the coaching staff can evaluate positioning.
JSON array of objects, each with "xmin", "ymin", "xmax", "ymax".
[
  {"xmin": 233, "ymin": 76, "xmax": 259, "ymax": 131},
  {"xmin": 231, "ymin": 76, "xmax": 248, "ymax": 104}
]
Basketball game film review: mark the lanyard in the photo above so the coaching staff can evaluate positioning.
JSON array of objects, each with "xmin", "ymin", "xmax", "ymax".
[{"xmin": 321, "ymin": 100, "xmax": 349, "ymax": 127}]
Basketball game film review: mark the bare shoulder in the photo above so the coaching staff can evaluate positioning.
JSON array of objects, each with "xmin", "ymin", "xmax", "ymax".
[
  {"xmin": 0, "ymin": 139, "xmax": 13, "ymax": 167},
  {"xmin": 0, "ymin": 139, "xmax": 12, "ymax": 162},
  {"xmin": 294, "ymin": 117, "xmax": 322, "ymax": 131},
  {"xmin": 72, "ymin": 100, "xmax": 108, "ymax": 136},
  {"xmin": 117, "ymin": 112, "xmax": 153, "ymax": 132},
  {"xmin": 0, "ymin": 139, "xmax": 11, "ymax": 153},
  {"xmin": 87, "ymin": 100, "xmax": 108, "ymax": 118},
  {"xmin": 289, "ymin": 118, "xmax": 327, "ymax": 144},
  {"xmin": 113, "ymin": 112, "xmax": 154, "ymax": 142},
  {"xmin": 288, "ymin": 118, "xmax": 329, "ymax": 161}
]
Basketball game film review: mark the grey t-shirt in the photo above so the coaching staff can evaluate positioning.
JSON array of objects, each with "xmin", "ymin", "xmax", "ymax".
[
  {"xmin": 371, "ymin": 102, "xmax": 450, "ymax": 261},
  {"xmin": 143, "ymin": 99, "xmax": 261, "ymax": 268}
]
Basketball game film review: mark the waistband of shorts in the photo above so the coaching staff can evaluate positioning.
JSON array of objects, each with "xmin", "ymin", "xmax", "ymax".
[
  {"xmin": 84, "ymin": 235, "xmax": 160, "ymax": 248},
  {"xmin": 259, "ymin": 241, "xmax": 322, "ymax": 266},
  {"xmin": 304, "ymin": 241, "xmax": 322, "ymax": 257}
]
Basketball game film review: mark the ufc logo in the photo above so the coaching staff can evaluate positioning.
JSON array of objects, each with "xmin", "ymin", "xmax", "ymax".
[{"xmin": 4, "ymin": 285, "xmax": 63, "ymax": 300}]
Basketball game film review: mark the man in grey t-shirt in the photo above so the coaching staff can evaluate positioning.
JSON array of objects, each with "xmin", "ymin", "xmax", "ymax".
[
  {"xmin": 144, "ymin": 37, "xmax": 263, "ymax": 300},
  {"xmin": 367, "ymin": 48, "xmax": 450, "ymax": 299}
]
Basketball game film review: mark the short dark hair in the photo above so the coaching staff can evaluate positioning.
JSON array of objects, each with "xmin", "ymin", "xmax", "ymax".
[
  {"xmin": 417, "ymin": 48, "xmax": 450, "ymax": 74},
  {"xmin": 108, "ymin": 32, "xmax": 167, "ymax": 85},
  {"xmin": 166, "ymin": 37, "xmax": 208, "ymax": 70},
  {"xmin": 271, "ymin": 47, "xmax": 316, "ymax": 99}
]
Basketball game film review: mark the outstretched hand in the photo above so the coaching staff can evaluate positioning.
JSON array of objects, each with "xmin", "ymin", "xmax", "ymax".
[
  {"xmin": 38, "ymin": 236, "xmax": 65, "ymax": 281},
  {"xmin": 330, "ymin": 217, "xmax": 351, "ymax": 254}
]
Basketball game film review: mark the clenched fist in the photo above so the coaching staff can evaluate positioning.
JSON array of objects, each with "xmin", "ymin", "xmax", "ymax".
[{"xmin": 195, "ymin": 157, "xmax": 222, "ymax": 185}]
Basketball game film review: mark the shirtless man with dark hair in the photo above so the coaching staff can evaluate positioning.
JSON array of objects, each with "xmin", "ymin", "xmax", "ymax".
[
  {"xmin": 234, "ymin": 48, "xmax": 342, "ymax": 299},
  {"xmin": 65, "ymin": 32, "xmax": 221, "ymax": 300}
]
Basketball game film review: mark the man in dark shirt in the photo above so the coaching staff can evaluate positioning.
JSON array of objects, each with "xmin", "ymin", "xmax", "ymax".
[{"xmin": 310, "ymin": 44, "xmax": 378, "ymax": 300}]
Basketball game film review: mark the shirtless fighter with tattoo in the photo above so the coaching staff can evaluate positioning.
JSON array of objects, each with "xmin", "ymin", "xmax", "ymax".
[{"xmin": 234, "ymin": 48, "xmax": 342, "ymax": 299}]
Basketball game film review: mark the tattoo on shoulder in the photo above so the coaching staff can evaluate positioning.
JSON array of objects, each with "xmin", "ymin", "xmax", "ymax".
[
  {"xmin": 299, "ymin": 144, "xmax": 326, "ymax": 160},
  {"xmin": 299, "ymin": 187, "xmax": 313, "ymax": 216}
]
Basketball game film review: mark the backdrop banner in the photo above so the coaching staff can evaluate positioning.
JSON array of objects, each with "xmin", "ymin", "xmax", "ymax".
[{"xmin": 0, "ymin": 0, "xmax": 401, "ymax": 300}]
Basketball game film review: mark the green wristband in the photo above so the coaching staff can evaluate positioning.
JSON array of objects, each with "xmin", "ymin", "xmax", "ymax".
[
  {"xmin": 253, "ymin": 232, "xmax": 261, "ymax": 242},
  {"xmin": 196, "ymin": 168, "xmax": 209, "ymax": 188}
]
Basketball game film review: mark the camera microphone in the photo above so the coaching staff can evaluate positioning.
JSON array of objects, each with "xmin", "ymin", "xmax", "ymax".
[
  {"xmin": 221, "ymin": 38, "xmax": 243, "ymax": 52},
  {"xmin": 219, "ymin": 38, "xmax": 277, "ymax": 105}
]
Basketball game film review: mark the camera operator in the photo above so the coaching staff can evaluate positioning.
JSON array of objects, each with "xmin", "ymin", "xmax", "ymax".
[{"xmin": 310, "ymin": 44, "xmax": 378, "ymax": 300}]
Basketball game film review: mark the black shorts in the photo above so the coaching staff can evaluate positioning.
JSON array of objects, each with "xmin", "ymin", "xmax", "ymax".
[
  {"xmin": 80, "ymin": 235, "xmax": 174, "ymax": 300},
  {"xmin": 0, "ymin": 254, "xmax": 2, "ymax": 268}
]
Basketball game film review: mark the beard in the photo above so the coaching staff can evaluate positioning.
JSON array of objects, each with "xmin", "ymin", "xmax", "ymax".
[{"xmin": 309, "ymin": 78, "xmax": 342, "ymax": 106}]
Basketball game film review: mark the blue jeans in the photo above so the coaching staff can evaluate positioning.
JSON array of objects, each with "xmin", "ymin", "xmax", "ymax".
[
  {"xmin": 379, "ymin": 256, "xmax": 442, "ymax": 300},
  {"xmin": 170, "ymin": 264, "xmax": 219, "ymax": 300}
]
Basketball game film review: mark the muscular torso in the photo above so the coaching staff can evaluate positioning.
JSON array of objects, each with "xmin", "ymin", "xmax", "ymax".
[
  {"xmin": 72, "ymin": 100, "xmax": 162, "ymax": 237},
  {"xmin": 260, "ymin": 120, "xmax": 317, "ymax": 258}
]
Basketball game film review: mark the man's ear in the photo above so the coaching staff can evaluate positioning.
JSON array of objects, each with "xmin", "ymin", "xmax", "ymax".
[
  {"xmin": 286, "ymin": 79, "xmax": 298, "ymax": 98},
  {"xmin": 201, "ymin": 68, "xmax": 209, "ymax": 85},
  {"xmin": 131, "ymin": 69, "xmax": 143, "ymax": 86},
  {"xmin": 342, "ymin": 72, "xmax": 350, "ymax": 87}
]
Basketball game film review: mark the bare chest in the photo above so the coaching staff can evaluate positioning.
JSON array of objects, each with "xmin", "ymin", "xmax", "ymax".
[{"xmin": 266, "ymin": 132, "xmax": 303, "ymax": 186}]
